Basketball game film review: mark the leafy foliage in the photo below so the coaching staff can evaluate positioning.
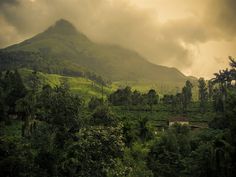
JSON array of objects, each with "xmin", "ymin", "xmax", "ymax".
[{"xmin": 0, "ymin": 56, "xmax": 236, "ymax": 177}]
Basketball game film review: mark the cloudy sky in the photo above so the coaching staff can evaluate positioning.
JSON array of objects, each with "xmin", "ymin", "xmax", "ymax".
[{"xmin": 0, "ymin": 0, "xmax": 235, "ymax": 78}]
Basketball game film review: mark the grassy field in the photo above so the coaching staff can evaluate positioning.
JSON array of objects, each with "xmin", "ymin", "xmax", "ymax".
[
  {"xmin": 19, "ymin": 69, "xmax": 113, "ymax": 100},
  {"xmin": 18, "ymin": 69, "xmax": 199, "ymax": 102}
]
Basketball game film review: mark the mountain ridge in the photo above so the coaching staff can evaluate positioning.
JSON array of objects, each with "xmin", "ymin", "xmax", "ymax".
[{"xmin": 1, "ymin": 19, "xmax": 192, "ymax": 83}]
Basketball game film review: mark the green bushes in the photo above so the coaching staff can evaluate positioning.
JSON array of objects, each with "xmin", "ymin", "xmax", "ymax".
[{"xmin": 1, "ymin": 57, "xmax": 236, "ymax": 177}]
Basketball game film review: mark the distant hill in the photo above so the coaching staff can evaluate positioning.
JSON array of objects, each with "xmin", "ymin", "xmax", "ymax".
[{"xmin": 0, "ymin": 19, "xmax": 192, "ymax": 84}]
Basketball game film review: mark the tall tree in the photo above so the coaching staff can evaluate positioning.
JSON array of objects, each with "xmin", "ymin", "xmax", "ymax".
[
  {"xmin": 147, "ymin": 131, "xmax": 181, "ymax": 177},
  {"xmin": 45, "ymin": 83, "xmax": 82, "ymax": 129},
  {"xmin": 147, "ymin": 89, "xmax": 158, "ymax": 111},
  {"xmin": 109, "ymin": 86, "xmax": 132, "ymax": 106},
  {"xmin": 208, "ymin": 80, "xmax": 214, "ymax": 101},
  {"xmin": 61, "ymin": 126, "xmax": 124, "ymax": 177},
  {"xmin": 198, "ymin": 78, "xmax": 208, "ymax": 113},
  {"xmin": 131, "ymin": 90, "xmax": 143, "ymax": 105},
  {"xmin": 0, "ymin": 87, "xmax": 6, "ymax": 122},
  {"xmin": 91, "ymin": 105, "xmax": 117, "ymax": 126},
  {"xmin": 16, "ymin": 92, "xmax": 37, "ymax": 137},
  {"xmin": 182, "ymin": 80, "xmax": 193, "ymax": 112},
  {"xmin": 3, "ymin": 70, "xmax": 27, "ymax": 115},
  {"xmin": 138, "ymin": 117, "xmax": 152, "ymax": 142},
  {"xmin": 229, "ymin": 56, "xmax": 236, "ymax": 86},
  {"xmin": 28, "ymin": 70, "xmax": 41, "ymax": 92},
  {"xmin": 88, "ymin": 96, "xmax": 103, "ymax": 110}
]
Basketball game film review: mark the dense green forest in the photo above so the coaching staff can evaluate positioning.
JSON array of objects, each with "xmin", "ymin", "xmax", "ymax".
[{"xmin": 0, "ymin": 57, "xmax": 236, "ymax": 177}]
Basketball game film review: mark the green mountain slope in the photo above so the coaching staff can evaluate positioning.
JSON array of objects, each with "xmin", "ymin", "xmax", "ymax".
[
  {"xmin": 0, "ymin": 19, "xmax": 190, "ymax": 83},
  {"xmin": 19, "ymin": 69, "xmax": 112, "ymax": 99}
]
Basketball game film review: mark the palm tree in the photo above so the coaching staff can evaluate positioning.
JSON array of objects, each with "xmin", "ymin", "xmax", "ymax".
[
  {"xmin": 230, "ymin": 69, "xmax": 236, "ymax": 86},
  {"xmin": 213, "ymin": 68, "xmax": 234, "ymax": 95},
  {"xmin": 222, "ymin": 68, "xmax": 233, "ymax": 88},
  {"xmin": 229, "ymin": 56, "xmax": 236, "ymax": 68},
  {"xmin": 212, "ymin": 70, "xmax": 226, "ymax": 93},
  {"xmin": 211, "ymin": 56, "xmax": 236, "ymax": 112},
  {"xmin": 229, "ymin": 56, "xmax": 236, "ymax": 86}
]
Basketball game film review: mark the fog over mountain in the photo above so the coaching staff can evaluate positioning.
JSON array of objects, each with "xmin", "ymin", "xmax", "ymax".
[
  {"xmin": 0, "ymin": 0, "xmax": 236, "ymax": 78},
  {"xmin": 1, "ymin": 19, "xmax": 192, "ymax": 84}
]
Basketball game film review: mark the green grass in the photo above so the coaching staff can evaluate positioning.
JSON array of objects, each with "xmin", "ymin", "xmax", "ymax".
[
  {"xmin": 19, "ymin": 68, "xmax": 113, "ymax": 100},
  {"xmin": 19, "ymin": 68, "xmax": 198, "ymax": 101}
]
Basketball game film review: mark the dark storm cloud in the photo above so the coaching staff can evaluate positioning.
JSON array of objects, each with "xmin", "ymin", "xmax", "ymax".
[
  {"xmin": 0, "ymin": 0, "xmax": 18, "ymax": 7},
  {"xmin": 0, "ymin": 0, "xmax": 195, "ymax": 69},
  {"xmin": 207, "ymin": 0, "xmax": 236, "ymax": 37}
]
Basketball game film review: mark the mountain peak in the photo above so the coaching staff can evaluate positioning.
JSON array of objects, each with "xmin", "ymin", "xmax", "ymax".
[
  {"xmin": 2, "ymin": 18, "xmax": 189, "ymax": 84},
  {"xmin": 55, "ymin": 19, "xmax": 74, "ymax": 28},
  {"xmin": 46, "ymin": 18, "xmax": 78, "ymax": 35}
]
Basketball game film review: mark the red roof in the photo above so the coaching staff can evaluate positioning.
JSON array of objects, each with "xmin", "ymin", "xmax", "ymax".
[{"xmin": 169, "ymin": 117, "xmax": 189, "ymax": 122}]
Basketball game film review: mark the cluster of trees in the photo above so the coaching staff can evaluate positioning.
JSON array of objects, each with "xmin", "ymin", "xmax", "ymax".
[
  {"xmin": 0, "ymin": 71, "xmax": 125, "ymax": 176},
  {"xmin": 210, "ymin": 56, "xmax": 236, "ymax": 113},
  {"xmin": 162, "ymin": 80, "xmax": 193, "ymax": 113},
  {"xmin": 1, "ymin": 57, "xmax": 236, "ymax": 177},
  {"xmin": 0, "ymin": 70, "xmax": 27, "ymax": 122},
  {"xmin": 212, "ymin": 56, "xmax": 236, "ymax": 87},
  {"xmin": 162, "ymin": 57, "xmax": 236, "ymax": 114},
  {"xmin": 109, "ymin": 86, "xmax": 159, "ymax": 110},
  {"xmin": 148, "ymin": 124, "xmax": 235, "ymax": 177},
  {"xmin": 196, "ymin": 57, "xmax": 236, "ymax": 114}
]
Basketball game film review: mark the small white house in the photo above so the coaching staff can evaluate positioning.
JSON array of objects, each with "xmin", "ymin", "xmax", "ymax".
[{"xmin": 168, "ymin": 117, "xmax": 189, "ymax": 126}]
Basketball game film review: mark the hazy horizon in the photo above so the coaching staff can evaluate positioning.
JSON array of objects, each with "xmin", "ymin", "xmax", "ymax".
[{"xmin": 0, "ymin": 0, "xmax": 236, "ymax": 79}]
